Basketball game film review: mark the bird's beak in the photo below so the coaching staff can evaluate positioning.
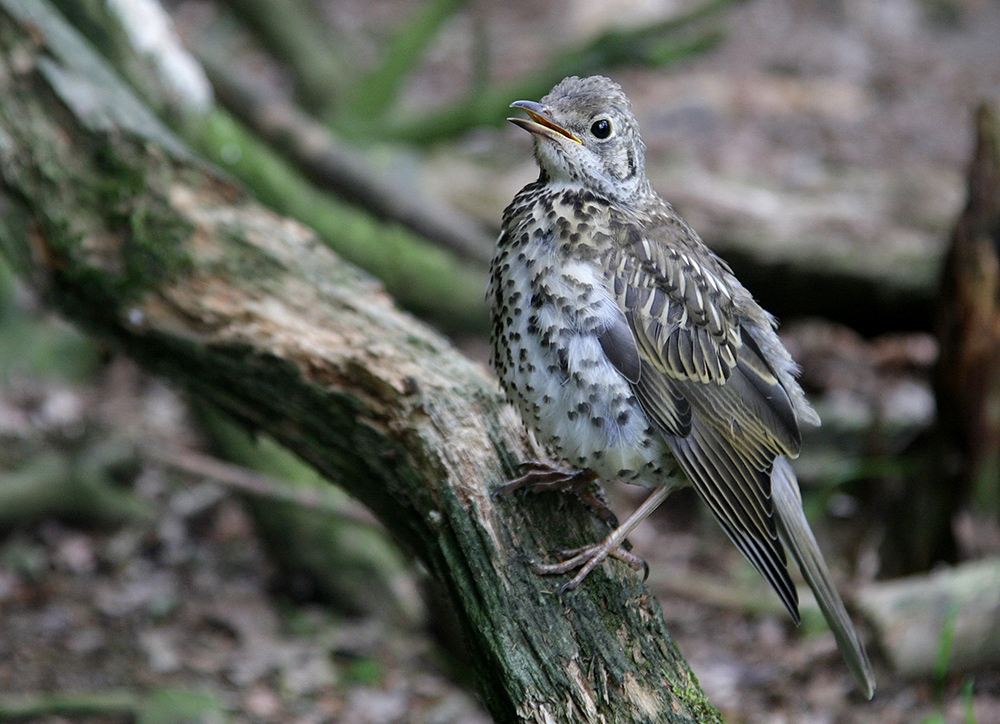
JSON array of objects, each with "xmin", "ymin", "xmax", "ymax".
[{"xmin": 508, "ymin": 101, "xmax": 582, "ymax": 144}]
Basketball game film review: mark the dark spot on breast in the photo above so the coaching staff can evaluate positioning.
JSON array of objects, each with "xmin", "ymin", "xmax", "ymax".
[{"xmin": 557, "ymin": 347, "xmax": 570, "ymax": 373}]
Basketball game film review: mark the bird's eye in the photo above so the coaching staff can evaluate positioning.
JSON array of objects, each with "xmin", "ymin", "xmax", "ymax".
[{"xmin": 590, "ymin": 118, "xmax": 612, "ymax": 139}]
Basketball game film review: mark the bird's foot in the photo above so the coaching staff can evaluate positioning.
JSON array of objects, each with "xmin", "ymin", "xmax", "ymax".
[
  {"xmin": 532, "ymin": 540, "xmax": 647, "ymax": 593},
  {"xmin": 528, "ymin": 485, "xmax": 674, "ymax": 592},
  {"xmin": 495, "ymin": 462, "xmax": 617, "ymax": 525}
]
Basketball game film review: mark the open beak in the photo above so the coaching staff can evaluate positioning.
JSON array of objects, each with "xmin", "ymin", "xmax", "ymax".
[{"xmin": 508, "ymin": 101, "xmax": 582, "ymax": 144}]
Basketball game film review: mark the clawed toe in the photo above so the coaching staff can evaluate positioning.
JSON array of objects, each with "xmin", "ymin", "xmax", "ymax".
[
  {"xmin": 496, "ymin": 461, "xmax": 595, "ymax": 495},
  {"xmin": 495, "ymin": 462, "xmax": 617, "ymax": 524},
  {"xmin": 530, "ymin": 548, "xmax": 594, "ymax": 576},
  {"xmin": 529, "ymin": 542, "xmax": 648, "ymax": 592}
]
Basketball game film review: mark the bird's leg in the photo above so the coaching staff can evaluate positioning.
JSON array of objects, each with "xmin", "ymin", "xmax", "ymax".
[
  {"xmin": 532, "ymin": 485, "xmax": 672, "ymax": 592},
  {"xmin": 495, "ymin": 462, "xmax": 617, "ymax": 525}
]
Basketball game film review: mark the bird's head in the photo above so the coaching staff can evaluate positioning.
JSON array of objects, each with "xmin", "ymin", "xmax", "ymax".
[{"xmin": 509, "ymin": 75, "xmax": 652, "ymax": 205}]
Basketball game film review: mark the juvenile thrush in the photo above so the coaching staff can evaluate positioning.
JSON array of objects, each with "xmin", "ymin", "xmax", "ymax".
[{"xmin": 489, "ymin": 75, "xmax": 876, "ymax": 698}]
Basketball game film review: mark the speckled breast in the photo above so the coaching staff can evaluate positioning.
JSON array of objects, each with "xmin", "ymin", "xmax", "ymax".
[{"xmin": 489, "ymin": 185, "xmax": 671, "ymax": 485}]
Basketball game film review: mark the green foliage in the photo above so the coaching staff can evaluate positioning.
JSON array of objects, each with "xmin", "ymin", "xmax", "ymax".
[
  {"xmin": 933, "ymin": 601, "xmax": 961, "ymax": 684},
  {"xmin": 225, "ymin": 0, "xmax": 739, "ymax": 145},
  {"xmin": 338, "ymin": 655, "xmax": 384, "ymax": 686},
  {"xmin": 0, "ymin": 691, "xmax": 139, "ymax": 722},
  {"xmin": 349, "ymin": 0, "xmax": 738, "ymax": 144},
  {"xmin": 963, "ymin": 679, "xmax": 978, "ymax": 724},
  {"xmin": 919, "ymin": 677, "xmax": 978, "ymax": 724},
  {"xmin": 0, "ymin": 260, "xmax": 101, "ymax": 383},
  {"xmin": 342, "ymin": 0, "xmax": 470, "ymax": 123},
  {"xmin": 0, "ymin": 687, "xmax": 230, "ymax": 724},
  {"xmin": 136, "ymin": 689, "xmax": 228, "ymax": 724},
  {"xmin": 920, "ymin": 611, "xmax": 979, "ymax": 724}
]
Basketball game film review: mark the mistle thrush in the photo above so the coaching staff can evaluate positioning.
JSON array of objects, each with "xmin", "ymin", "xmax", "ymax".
[{"xmin": 489, "ymin": 75, "xmax": 875, "ymax": 698}]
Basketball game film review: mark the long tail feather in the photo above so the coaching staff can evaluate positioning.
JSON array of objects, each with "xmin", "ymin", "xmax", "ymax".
[{"xmin": 771, "ymin": 457, "xmax": 877, "ymax": 699}]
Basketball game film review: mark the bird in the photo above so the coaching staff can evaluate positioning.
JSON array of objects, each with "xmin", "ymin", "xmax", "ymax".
[{"xmin": 488, "ymin": 75, "xmax": 876, "ymax": 699}]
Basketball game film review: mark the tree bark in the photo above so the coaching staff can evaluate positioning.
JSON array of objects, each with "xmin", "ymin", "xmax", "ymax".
[{"xmin": 0, "ymin": 2, "xmax": 722, "ymax": 722}]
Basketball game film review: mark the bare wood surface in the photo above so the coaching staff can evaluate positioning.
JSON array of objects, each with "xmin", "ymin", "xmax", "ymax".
[{"xmin": 0, "ymin": 2, "xmax": 721, "ymax": 722}]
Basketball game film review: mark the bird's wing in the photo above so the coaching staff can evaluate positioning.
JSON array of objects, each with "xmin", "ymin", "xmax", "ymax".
[
  {"xmin": 603, "ymin": 223, "xmax": 809, "ymax": 620},
  {"xmin": 611, "ymin": 222, "xmax": 742, "ymax": 385},
  {"xmin": 597, "ymin": 315, "xmax": 692, "ymax": 437},
  {"xmin": 609, "ymin": 223, "xmax": 802, "ymax": 456}
]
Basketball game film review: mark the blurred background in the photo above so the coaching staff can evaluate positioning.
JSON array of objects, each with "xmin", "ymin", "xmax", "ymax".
[{"xmin": 1, "ymin": 0, "xmax": 999, "ymax": 722}]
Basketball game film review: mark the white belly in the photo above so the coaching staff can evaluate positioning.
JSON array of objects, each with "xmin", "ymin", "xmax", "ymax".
[{"xmin": 491, "ymin": 236, "xmax": 671, "ymax": 484}]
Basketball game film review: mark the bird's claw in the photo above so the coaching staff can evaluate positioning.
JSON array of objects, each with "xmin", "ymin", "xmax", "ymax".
[
  {"xmin": 528, "ymin": 542, "xmax": 647, "ymax": 591},
  {"xmin": 495, "ymin": 462, "xmax": 617, "ymax": 525}
]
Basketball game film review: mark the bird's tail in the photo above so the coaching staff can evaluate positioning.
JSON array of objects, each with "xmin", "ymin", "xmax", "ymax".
[{"xmin": 771, "ymin": 457, "xmax": 877, "ymax": 699}]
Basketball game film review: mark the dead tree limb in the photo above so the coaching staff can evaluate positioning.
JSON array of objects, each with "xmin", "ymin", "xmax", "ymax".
[
  {"xmin": 198, "ymin": 46, "xmax": 495, "ymax": 266},
  {"xmin": 0, "ymin": 2, "xmax": 721, "ymax": 722},
  {"xmin": 935, "ymin": 103, "xmax": 1000, "ymax": 514}
]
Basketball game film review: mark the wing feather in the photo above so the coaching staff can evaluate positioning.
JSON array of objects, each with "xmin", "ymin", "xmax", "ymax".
[
  {"xmin": 668, "ymin": 421, "xmax": 799, "ymax": 620},
  {"xmin": 601, "ymin": 221, "xmax": 813, "ymax": 619}
]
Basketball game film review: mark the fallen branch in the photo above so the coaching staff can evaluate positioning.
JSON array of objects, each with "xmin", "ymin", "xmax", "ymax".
[
  {"xmin": 199, "ymin": 47, "xmax": 495, "ymax": 266},
  {"xmin": 857, "ymin": 558, "xmax": 1000, "ymax": 678},
  {"xmin": 145, "ymin": 444, "xmax": 378, "ymax": 524},
  {"xmin": 216, "ymin": 0, "xmax": 347, "ymax": 118}
]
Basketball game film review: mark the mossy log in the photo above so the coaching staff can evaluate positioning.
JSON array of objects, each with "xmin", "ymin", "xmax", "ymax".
[{"xmin": 0, "ymin": 2, "xmax": 721, "ymax": 722}]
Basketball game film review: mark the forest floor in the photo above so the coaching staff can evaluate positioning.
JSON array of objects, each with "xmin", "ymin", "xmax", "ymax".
[
  {"xmin": 2, "ymin": 343, "xmax": 998, "ymax": 724},
  {"xmin": 3, "ymin": 0, "xmax": 1000, "ymax": 722}
]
